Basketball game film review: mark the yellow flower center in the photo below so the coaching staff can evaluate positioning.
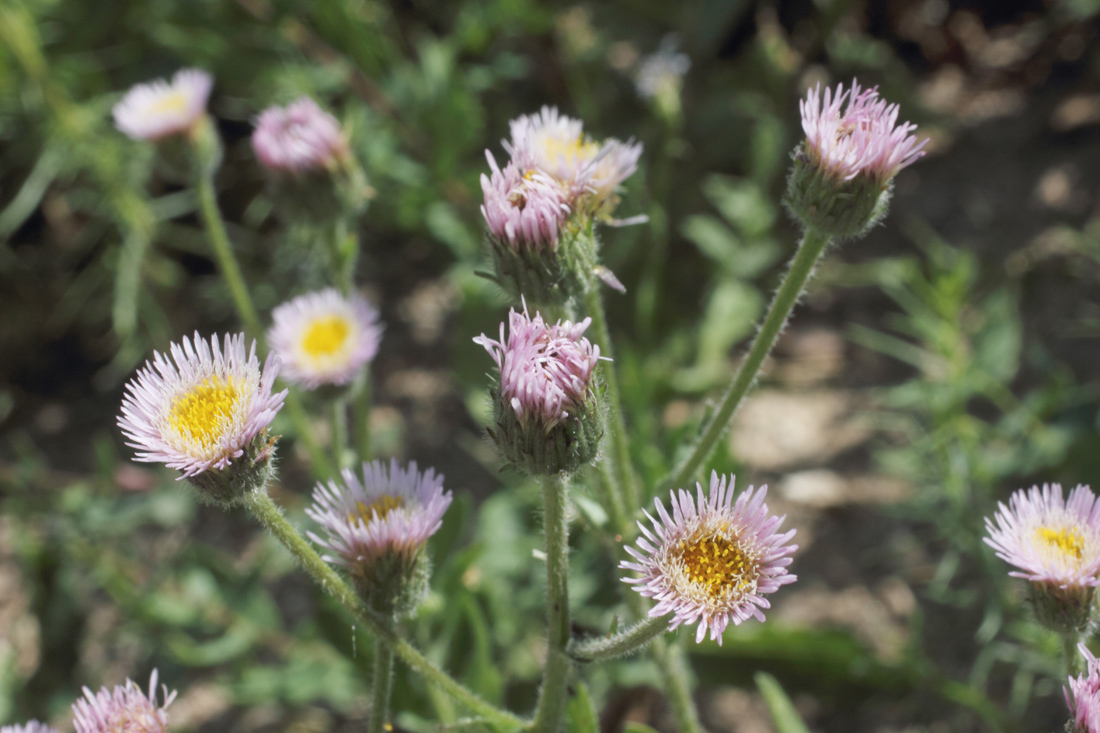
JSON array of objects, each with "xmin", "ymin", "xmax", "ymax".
[
  {"xmin": 302, "ymin": 316, "xmax": 351, "ymax": 359},
  {"xmin": 1036, "ymin": 526, "xmax": 1085, "ymax": 561},
  {"xmin": 149, "ymin": 90, "xmax": 188, "ymax": 116},
  {"xmin": 350, "ymin": 495, "xmax": 405, "ymax": 525},
  {"xmin": 168, "ymin": 377, "xmax": 241, "ymax": 450},
  {"xmin": 675, "ymin": 532, "xmax": 757, "ymax": 600},
  {"xmin": 539, "ymin": 134, "xmax": 599, "ymax": 166}
]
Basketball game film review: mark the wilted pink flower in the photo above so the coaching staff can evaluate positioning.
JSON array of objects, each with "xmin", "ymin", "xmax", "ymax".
[
  {"xmin": 799, "ymin": 79, "xmax": 926, "ymax": 183},
  {"xmin": 113, "ymin": 69, "xmax": 213, "ymax": 141},
  {"xmin": 119, "ymin": 333, "xmax": 287, "ymax": 478},
  {"xmin": 505, "ymin": 106, "xmax": 641, "ymax": 208},
  {"xmin": 267, "ymin": 288, "xmax": 382, "ymax": 389},
  {"xmin": 306, "ymin": 459, "xmax": 453, "ymax": 571},
  {"xmin": 72, "ymin": 670, "xmax": 176, "ymax": 733},
  {"xmin": 473, "ymin": 304, "xmax": 601, "ymax": 430},
  {"xmin": 621, "ymin": 473, "xmax": 798, "ymax": 645},
  {"xmin": 1067, "ymin": 643, "xmax": 1100, "ymax": 732},
  {"xmin": 252, "ymin": 97, "xmax": 347, "ymax": 173},
  {"xmin": 480, "ymin": 151, "xmax": 571, "ymax": 252},
  {"xmin": 1, "ymin": 722, "xmax": 58, "ymax": 733},
  {"xmin": 984, "ymin": 484, "xmax": 1100, "ymax": 590}
]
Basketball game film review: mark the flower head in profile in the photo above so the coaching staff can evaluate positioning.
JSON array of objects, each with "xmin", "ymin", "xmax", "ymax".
[
  {"xmin": 119, "ymin": 332, "xmax": 287, "ymax": 478},
  {"xmin": 621, "ymin": 473, "xmax": 798, "ymax": 645},
  {"xmin": 252, "ymin": 97, "xmax": 347, "ymax": 173},
  {"xmin": 984, "ymin": 484, "xmax": 1100, "ymax": 590},
  {"xmin": 474, "ymin": 304, "xmax": 600, "ymax": 431},
  {"xmin": 1066, "ymin": 643, "xmax": 1100, "ymax": 733},
  {"xmin": 799, "ymin": 79, "xmax": 926, "ymax": 185},
  {"xmin": 307, "ymin": 459, "xmax": 452, "ymax": 614},
  {"xmin": 267, "ymin": 288, "xmax": 382, "ymax": 390},
  {"xmin": 1, "ymin": 722, "xmax": 58, "ymax": 733},
  {"xmin": 480, "ymin": 151, "xmax": 571, "ymax": 253},
  {"xmin": 72, "ymin": 670, "xmax": 176, "ymax": 733},
  {"xmin": 113, "ymin": 68, "xmax": 213, "ymax": 141}
]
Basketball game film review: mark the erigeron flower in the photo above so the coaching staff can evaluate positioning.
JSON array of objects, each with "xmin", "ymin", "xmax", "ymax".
[
  {"xmin": 473, "ymin": 304, "xmax": 604, "ymax": 475},
  {"xmin": 635, "ymin": 38, "xmax": 691, "ymax": 101},
  {"xmin": 799, "ymin": 79, "xmax": 926, "ymax": 185},
  {"xmin": 1, "ymin": 722, "xmax": 58, "ymax": 733},
  {"xmin": 480, "ymin": 151, "xmax": 571, "ymax": 253},
  {"xmin": 72, "ymin": 670, "xmax": 176, "ymax": 733},
  {"xmin": 621, "ymin": 473, "xmax": 798, "ymax": 645},
  {"xmin": 119, "ymin": 332, "xmax": 286, "ymax": 480},
  {"xmin": 984, "ymin": 484, "xmax": 1100, "ymax": 589},
  {"xmin": 113, "ymin": 68, "xmax": 213, "ymax": 141},
  {"xmin": 267, "ymin": 288, "xmax": 382, "ymax": 390},
  {"xmin": 252, "ymin": 97, "xmax": 348, "ymax": 173},
  {"xmin": 307, "ymin": 459, "xmax": 452, "ymax": 615},
  {"xmin": 1066, "ymin": 643, "xmax": 1100, "ymax": 732}
]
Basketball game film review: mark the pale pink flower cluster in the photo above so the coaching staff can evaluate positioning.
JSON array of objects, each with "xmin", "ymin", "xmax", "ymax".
[
  {"xmin": 118, "ymin": 332, "xmax": 287, "ymax": 477},
  {"xmin": 1067, "ymin": 644, "xmax": 1100, "ymax": 732},
  {"xmin": 252, "ymin": 97, "xmax": 347, "ymax": 173},
  {"xmin": 307, "ymin": 459, "xmax": 453, "ymax": 569},
  {"xmin": 267, "ymin": 288, "xmax": 382, "ymax": 389},
  {"xmin": 621, "ymin": 473, "xmax": 798, "ymax": 645},
  {"xmin": 72, "ymin": 670, "xmax": 176, "ymax": 733},
  {"xmin": 480, "ymin": 152, "xmax": 570, "ymax": 252},
  {"xmin": 984, "ymin": 484, "xmax": 1100, "ymax": 590},
  {"xmin": 113, "ymin": 69, "xmax": 212, "ymax": 141},
  {"xmin": 1, "ymin": 722, "xmax": 57, "ymax": 733},
  {"xmin": 799, "ymin": 79, "xmax": 927, "ymax": 183},
  {"xmin": 473, "ymin": 305, "xmax": 601, "ymax": 429}
]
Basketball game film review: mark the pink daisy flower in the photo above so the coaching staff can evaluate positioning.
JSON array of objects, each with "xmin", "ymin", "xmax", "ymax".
[
  {"xmin": 267, "ymin": 288, "xmax": 382, "ymax": 390},
  {"xmin": 1, "ymin": 723, "xmax": 58, "ymax": 733},
  {"xmin": 984, "ymin": 484, "xmax": 1100, "ymax": 589},
  {"xmin": 799, "ymin": 79, "xmax": 927, "ymax": 184},
  {"xmin": 72, "ymin": 670, "xmax": 177, "ymax": 733},
  {"xmin": 113, "ymin": 69, "xmax": 213, "ymax": 141},
  {"xmin": 472, "ymin": 304, "xmax": 601, "ymax": 431},
  {"xmin": 480, "ymin": 151, "xmax": 571, "ymax": 252},
  {"xmin": 621, "ymin": 472, "xmax": 798, "ymax": 645},
  {"xmin": 118, "ymin": 333, "xmax": 287, "ymax": 478},
  {"xmin": 306, "ymin": 459, "xmax": 453, "ymax": 573},
  {"xmin": 252, "ymin": 97, "xmax": 347, "ymax": 173},
  {"xmin": 1067, "ymin": 643, "xmax": 1100, "ymax": 732}
]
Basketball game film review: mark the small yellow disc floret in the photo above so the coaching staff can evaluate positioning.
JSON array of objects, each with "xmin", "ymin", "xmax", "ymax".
[
  {"xmin": 675, "ymin": 532, "xmax": 758, "ymax": 601},
  {"xmin": 351, "ymin": 495, "xmax": 405, "ymax": 526},
  {"xmin": 1036, "ymin": 526, "xmax": 1086, "ymax": 562},
  {"xmin": 302, "ymin": 316, "xmax": 351, "ymax": 359},
  {"xmin": 168, "ymin": 377, "xmax": 241, "ymax": 451}
]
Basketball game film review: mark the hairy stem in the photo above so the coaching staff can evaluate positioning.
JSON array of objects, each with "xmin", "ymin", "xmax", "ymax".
[
  {"xmin": 354, "ymin": 371, "xmax": 373, "ymax": 462},
  {"xmin": 242, "ymin": 489, "xmax": 526, "ymax": 730},
  {"xmin": 532, "ymin": 473, "xmax": 571, "ymax": 732},
  {"xmin": 283, "ymin": 390, "xmax": 336, "ymax": 480},
  {"xmin": 568, "ymin": 613, "xmax": 671, "ymax": 663},
  {"xmin": 661, "ymin": 228, "xmax": 831, "ymax": 493},
  {"xmin": 370, "ymin": 632, "xmax": 395, "ymax": 733},
  {"xmin": 331, "ymin": 397, "xmax": 348, "ymax": 470}
]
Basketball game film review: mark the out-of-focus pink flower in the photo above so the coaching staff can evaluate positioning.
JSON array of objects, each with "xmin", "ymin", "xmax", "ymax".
[
  {"xmin": 252, "ymin": 97, "xmax": 347, "ymax": 173},
  {"xmin": 267, "ymin": 288, "xmax": 382, "ymax": 390},
  {"xmin": 620, "ymin": 473, "xmax": 798, "ymax": 645},
  {"xmin": 113, "ymin": 69, "xmax": 213, "ymax": 141},
  {"xmin": 1, "ymin": 722, "xmax": 58, "ymax": 733},
  {"xmin": 1067, "ymin": 643, "xmax": 1100, "ymax": 732},
  {"xmin": 473, "ymin": 304, "xmax": 601, "ymax": 430},
  {"xmin": 118, "ymin": 333, "xmax": 286, "ymax": 478},
  {"xmin": 799, "ymin": 79, "xmax": 926, "ymax": 183},
  {"xmin": 72, "ymin": 670, "xmax": 176, "ymax": 733},
  {"xmin": 480, "ymin": 151, "xmax": 571, "ymax": 252},
  {"xmin": 984, "ymin": 484, "xmax": 1100, "ymax": 590}
]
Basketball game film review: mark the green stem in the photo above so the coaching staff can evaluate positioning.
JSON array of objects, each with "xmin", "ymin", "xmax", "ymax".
[
  {"xmin": 532, "ymin": 474, "xmax": 571, "ymax": 733},
  {"xmin": 194, "ymin": 172, "xmax": 263, "ymax": 340},
  {"xmin": 354, "ymin": 371, "xmax": 373, "ymax": 462},
  {"xmin": 661, "ymin": 228, "xmax": 831, "ymax": 493},
  {"xmin": 242, "ymin": 489, "xmax": 525, "ymax": 730},
  {"xmin": 581, "ymin": 279, "xmax": 638, "ymax": 515},
  {"xmin": 655, "ymin": 638, "xmax": 705, "ymax": 733},
  {"xmin": 283, "ymin": 390, "xmax": 336, "ymax": 480},
  {"xmin": 370, "ymin": 632, "xmax": 395, "ymax": 733},
  {"xmin": 331, "ymin": 398, "xmax": 348, "ymax": 470},
  {"xmin": 1066, "ymin": 633, "xmax": 1084, "ymax": 677},
  {"xmin": 568, "ymin": 613, "xmax": 671, "ymax": 663}
]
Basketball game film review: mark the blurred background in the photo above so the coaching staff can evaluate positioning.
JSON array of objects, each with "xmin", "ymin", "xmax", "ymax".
[{"xmin": 3, "ymin": 0, "xmax": 1100, "ymax": 730}]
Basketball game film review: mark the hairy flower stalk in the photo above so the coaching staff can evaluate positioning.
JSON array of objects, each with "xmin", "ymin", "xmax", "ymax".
[
  {"xmin": 119, "ymin": 332, "xmax": 287, "ymax": 505},
  {"xmin": 474, "ymin": 304, "xmax": 604, "ymax": 475},
  {"xmin": 662, "ymin": 78, "xmax": 924, "ymax": 495},
  {"xmin": 1066, "ymin": 643, "xmax": 1100, "ymax": 732},
  {"xmin": 72, "ymin": 670, "xmax": 176, "ymax": 733},
  {"xmin": 622, "ymin": 473, "xmax": 797, "ymax": 644},
  {"xmin": 985, "ymin": 484, "xmax": 1100, "ymax": 634}
]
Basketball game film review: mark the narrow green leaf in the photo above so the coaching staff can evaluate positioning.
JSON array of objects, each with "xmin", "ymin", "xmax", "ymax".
[{"xmin": 755, "ymin": 672, "xmax": 811, "ymax": 733}]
